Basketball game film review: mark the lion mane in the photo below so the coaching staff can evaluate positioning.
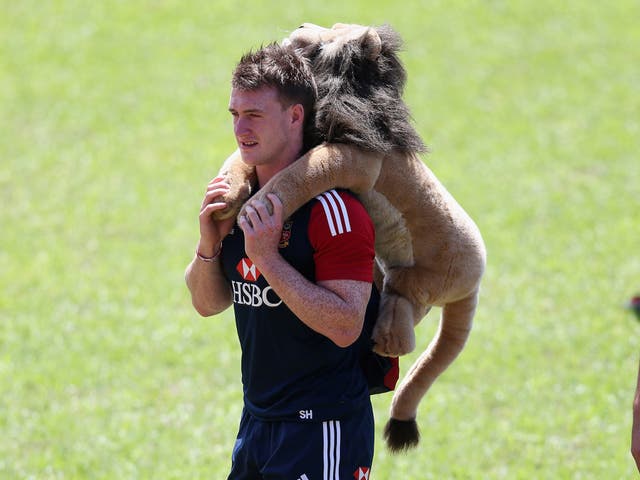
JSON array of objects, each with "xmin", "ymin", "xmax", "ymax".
[{"xmin": 300, "ymin": 24, "xmax": 426, "ymax": 156}]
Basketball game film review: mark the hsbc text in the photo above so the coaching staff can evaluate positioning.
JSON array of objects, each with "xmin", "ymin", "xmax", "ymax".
[{"xmin": 231, "ymin": 281, "xmax": 283, "ymax": 308}]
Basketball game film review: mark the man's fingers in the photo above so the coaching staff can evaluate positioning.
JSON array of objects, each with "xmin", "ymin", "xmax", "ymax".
[
  {"xmin": 238, "ymin": 215, "xmax": 253, "ymax": 234},
  {"xmin": 200, "ymin": 201, "xmax": 228, "ymax": 217},
  {"xmin": 207, "ymin": 175, "xmax": 227, "ymax": 186},
  {"xmin": 201, "ymin": 178, "xmax": 231, "ymax": 208},
  {"xmin": 252, "ymin": 200, "xmax": 272, "ymax": 222},
  {"xmin": 202, "ymin": 185, "xmax": 230, "ymax": 207},
  {"xmin": 243, "ymin": 205, "xmax": 261, "ymax": 231},
  {"xmin": 266, "ymin": 193, "xmax": 282, "ymax": 209},
  {"xmin": 266, "ymin": 194, "xmax": 283, "ymax": 221},
  {"xmin": 241, "ymin": 198, "xmax": 282, "ymax": 238}
]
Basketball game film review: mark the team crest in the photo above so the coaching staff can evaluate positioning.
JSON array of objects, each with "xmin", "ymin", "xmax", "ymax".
[
  {"xmin": 279, "ymin": 220, "xmax": 293, "ymax": 248},
  {"xmin": 353, "ymin": 467, "xmax": 370, "ymax": 480}
]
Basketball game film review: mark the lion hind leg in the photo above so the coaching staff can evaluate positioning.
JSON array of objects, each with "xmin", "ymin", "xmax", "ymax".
[{"xmin": 384, "ymin": 292, "xmax": 478, "ymax": 453}]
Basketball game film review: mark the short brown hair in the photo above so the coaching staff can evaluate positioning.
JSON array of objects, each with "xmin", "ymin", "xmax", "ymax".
[{"xmin": 232, "ymin": 43, "xmax": 318, "ymax": 149}]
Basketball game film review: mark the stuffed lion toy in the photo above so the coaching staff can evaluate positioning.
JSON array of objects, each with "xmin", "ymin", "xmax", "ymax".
[{"xmin": 213, "ymin": 22, "xmax": 487, "ymax": 453}]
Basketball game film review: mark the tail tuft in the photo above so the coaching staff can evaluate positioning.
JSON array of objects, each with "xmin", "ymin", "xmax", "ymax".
[{"xmin": 384, "ymin": 418, "xmax": 420, "ymax": 453}]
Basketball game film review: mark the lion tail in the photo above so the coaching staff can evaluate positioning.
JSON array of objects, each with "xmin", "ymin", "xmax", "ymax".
[{"xmin": 383, "ymin": 292, "xmax": 478, "ymax": 453}]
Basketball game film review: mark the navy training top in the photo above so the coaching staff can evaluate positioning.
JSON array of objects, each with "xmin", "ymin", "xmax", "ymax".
[{"xmin": 220, "ymin": 189, "xmax": 379, "ymax": 422}]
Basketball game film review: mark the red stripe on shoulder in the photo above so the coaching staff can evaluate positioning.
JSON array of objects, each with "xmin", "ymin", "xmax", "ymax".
[{"xmin": 309, "ymin": 190, "xmax": 375, "ymax": 283}]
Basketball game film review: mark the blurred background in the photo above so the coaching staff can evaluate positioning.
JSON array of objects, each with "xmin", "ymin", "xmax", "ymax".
[{"xmin": 1, "ymin": 1, "xmax": 638, "ymax": 478}]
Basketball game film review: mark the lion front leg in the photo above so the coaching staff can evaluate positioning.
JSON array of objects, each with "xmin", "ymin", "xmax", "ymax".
[{"xmin": 238, "ymin": 143, "xmax": 384, "ymax": 220}]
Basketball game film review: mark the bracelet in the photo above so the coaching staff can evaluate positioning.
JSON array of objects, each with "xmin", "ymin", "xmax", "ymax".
[{"xmin": 196, "ymin": 243, "xmax": 222, "ymax": 263}]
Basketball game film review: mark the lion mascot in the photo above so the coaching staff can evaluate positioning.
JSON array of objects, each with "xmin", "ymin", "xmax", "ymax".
[{"xmin": 213, "ymin": 23, "xmax": 487, "ymax": 453}]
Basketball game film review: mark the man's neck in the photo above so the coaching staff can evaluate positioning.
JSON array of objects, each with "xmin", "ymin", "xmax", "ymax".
[{"xmin": 256, "ymin": 146, "xmax": 303, "ymax": 188}]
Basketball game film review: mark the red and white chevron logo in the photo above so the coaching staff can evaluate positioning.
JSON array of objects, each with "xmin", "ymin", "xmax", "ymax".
[
  {"xmin": 236, "ymin": 258, "xmax": 261, "ymax": 282},
  {"xmin": 353, "ymin": 467, "xmax": 370, "ymax": 480}
]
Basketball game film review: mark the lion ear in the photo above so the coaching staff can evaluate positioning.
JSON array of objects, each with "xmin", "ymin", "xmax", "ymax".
[{"xmin": 360, "ymin": 27, "xmax": 382, "ymax": 61}]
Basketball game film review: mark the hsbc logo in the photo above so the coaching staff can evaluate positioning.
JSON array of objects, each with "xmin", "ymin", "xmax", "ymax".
[
  {"xmin": 232, "ymin": 258, "xmax": 282, "ymax": 308},
  {"xmin": 353, "ymin": 467, "xmax": 370, "ymax": 480},
  {"xmin": 236, "ymin": 258, "xmax": 261, "ymax": 281}
]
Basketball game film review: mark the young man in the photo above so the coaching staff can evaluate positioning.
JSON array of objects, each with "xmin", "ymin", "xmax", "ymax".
[
  {"xmin": 632, "ymin": 359, "xmax": 640, "ymax": 472},
  {"xmin": 185, "ymin": 44, "xmax": 385, "ymax": 479}
]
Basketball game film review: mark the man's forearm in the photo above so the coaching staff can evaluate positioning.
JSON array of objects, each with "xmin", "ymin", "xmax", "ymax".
[
  {"xmin": 634, "ymin": 364, "xmax": 640, "ymax": 427},
  {"xmin": 632, "ymin": 362, "xmax": 640, "ymax": 470},
  {"xmin": 257, "ymin": 255, "xmax": 370, "ymax": 348},
  {"xmin": 185, "ymin": 255, "xmax": 233, "ymax": 316}
]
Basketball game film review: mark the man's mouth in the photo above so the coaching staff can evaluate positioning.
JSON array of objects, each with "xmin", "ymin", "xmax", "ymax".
[{"xmin": 240, "ymin": 140, "xmax": 258, "ymax": 148}]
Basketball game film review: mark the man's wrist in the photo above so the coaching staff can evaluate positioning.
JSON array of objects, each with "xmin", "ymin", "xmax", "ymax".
[{"xmin": 196, "ymin": 242, "xmax": 222, "ymax": 262}]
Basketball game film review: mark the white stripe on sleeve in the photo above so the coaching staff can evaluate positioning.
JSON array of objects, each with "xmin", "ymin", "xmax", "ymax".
[{"xmin": 315, "ymin": 190, "xmax": 352, "ymax": 237}]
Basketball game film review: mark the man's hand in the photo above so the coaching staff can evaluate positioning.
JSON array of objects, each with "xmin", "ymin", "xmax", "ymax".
[
  {"xmin": 198, "ymin": 176, "xmax": 236, "ymax": 256},
  {"xmin": 239, "ymin": 194, "xmax": 283, "ymax": 266},
  {"xmin": 632, "ymin": 384, "xmax": 640, "ymax": 472},
  {"xmin": 185, "ymin": 176, "xmax": 236, "ymax": 317},
  {"xmin": 632, "ymin": 422, "xmax": 640, "ymax": 472}
]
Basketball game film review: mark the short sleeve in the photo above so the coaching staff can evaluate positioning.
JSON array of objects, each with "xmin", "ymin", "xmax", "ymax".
[{"xmin": 308, "ymin": 190, "xmax": 375, "ymax": 282}]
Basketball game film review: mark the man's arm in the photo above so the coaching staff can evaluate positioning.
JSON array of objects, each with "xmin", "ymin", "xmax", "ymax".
[
  {"xmin": 185, "ymin": 253, "xmax": 233, "ymax": 317},
  {"xmin": 632, "ymin": 359, "xmax": 640, "ymax": 471},
  {"xmin": 256, "ymin": 258, "xmax": 371, "ymax": 348},
  {"xmin": 185, "ymin": 176, "xmax": 236, "ymax": 316},
  {"xmin": 240, "ymin": 194, "xmax": 371, "ymax": 347}
]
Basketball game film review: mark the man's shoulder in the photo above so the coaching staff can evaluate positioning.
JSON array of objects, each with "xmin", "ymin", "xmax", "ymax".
[
  {"xmin": 312, "ymin": 189, "xmax": 367, "ymax": 216},
  {"xmin": 311, "ymin": 189, "xmax": 370, "ymax": 235},
  {"xmin": 314, "ymin": 188, "xmax": 360, "ymax": 202}
]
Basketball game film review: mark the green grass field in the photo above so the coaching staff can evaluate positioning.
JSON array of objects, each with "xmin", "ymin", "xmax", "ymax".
[{"xmin": 2, "ymin": 1, "xmax": 639, "ymax": 478}]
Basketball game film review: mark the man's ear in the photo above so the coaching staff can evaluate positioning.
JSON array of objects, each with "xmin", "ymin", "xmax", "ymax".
[{"xmin": 290, "ymin": 103, "xmax": 305, "ymax": 126}]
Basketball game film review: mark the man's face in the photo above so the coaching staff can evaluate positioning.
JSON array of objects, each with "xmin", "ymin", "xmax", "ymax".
[{"xmin": 228, "ymin": 86, "xmax": 297, "ymax": 168}]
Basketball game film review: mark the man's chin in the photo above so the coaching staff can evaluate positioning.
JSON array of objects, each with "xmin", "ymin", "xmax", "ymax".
[{"xmin": 239, "ymin": 150, "xmax": 260, "ymax": 166}]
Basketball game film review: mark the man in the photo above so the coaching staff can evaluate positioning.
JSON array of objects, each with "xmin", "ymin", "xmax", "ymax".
[
  {"xmin": 185, "ymin": 43, "xmax": 385, "ymax": 479},
  {"xmin": 632, "ymin": 359, "xmax": 640, "ymax": 471}
]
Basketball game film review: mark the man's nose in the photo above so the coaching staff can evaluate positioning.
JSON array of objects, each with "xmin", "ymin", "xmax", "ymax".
[{"xmin": 234, "ymin": 117, "xmax": 249, "ymax": 136}]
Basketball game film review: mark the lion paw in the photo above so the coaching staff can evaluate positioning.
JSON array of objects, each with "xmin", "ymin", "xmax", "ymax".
[
  {"xmin": 372, "ymin": 321, "xmax": 415, "ymax": 357},
  {"xmin": 372, "ymin": 294, "xmax": 416, "ymax": 357}
]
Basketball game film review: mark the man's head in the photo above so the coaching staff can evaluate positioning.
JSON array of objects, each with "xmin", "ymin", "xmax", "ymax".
[
  {"xmin": 232, "ymin": 43, "xmax": 317, "ymax": 121},
  {"xmin": 229, "ymin": 44, "xmax": 317, "ymax": 173}
]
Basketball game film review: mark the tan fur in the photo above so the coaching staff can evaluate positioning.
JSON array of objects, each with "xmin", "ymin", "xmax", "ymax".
[{"xmin": 214, "ymin": 23, "xmax": 486, "ymax": 452}]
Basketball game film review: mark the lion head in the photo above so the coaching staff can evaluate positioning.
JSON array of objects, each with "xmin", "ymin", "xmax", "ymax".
[{"xmin": 283, "ymin": 23, "xmax": 426, "ymax": 155}]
